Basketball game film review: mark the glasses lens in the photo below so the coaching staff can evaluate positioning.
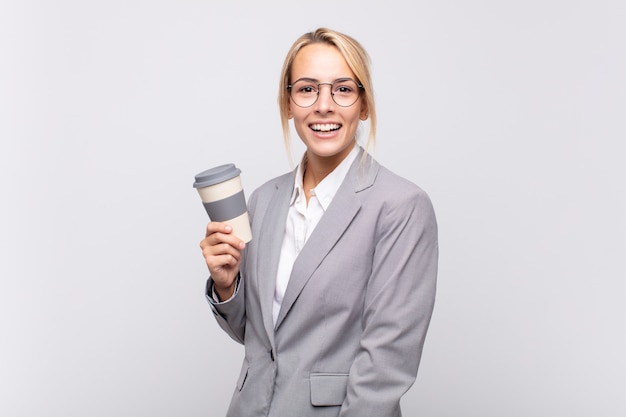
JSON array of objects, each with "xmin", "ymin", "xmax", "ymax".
[
  {"xmin": 290, "ymin": 80, "xmax": 318, "ymax": 107},
  {"xmin": 331, "ymin": 79, "xmax": 360, "ymax": 107},
  {"xmin": 289, "ymin": 79, "xmax": 361, "ymax": 107}
]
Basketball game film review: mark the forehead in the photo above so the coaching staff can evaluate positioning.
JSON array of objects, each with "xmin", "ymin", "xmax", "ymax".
[{"xmin": 290, "ymin": 43, "xmax": 355, "ymax": 81}]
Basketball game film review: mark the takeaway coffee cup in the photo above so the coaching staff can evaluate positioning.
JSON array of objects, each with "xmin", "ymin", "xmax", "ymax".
[{"xmin": 193, "ymin": 164, "xmax": 252, "ymax": 243}]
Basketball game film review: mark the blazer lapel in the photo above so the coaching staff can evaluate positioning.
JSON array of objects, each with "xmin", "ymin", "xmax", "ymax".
[
  {"xmin": 256, "ymin": 172, "xmax": 294, "ymax": 344},
  {"xmin": 274, "ymin": 152, "xmax": 379, "ymax": 330}
]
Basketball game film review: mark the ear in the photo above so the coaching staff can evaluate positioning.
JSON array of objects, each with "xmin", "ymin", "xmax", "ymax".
[
  {"xmin": 288, "ymin": 102, "xmax": 294, "ymax": 119},
  {"xmin": 359, "ymin": 101, "xmax": 369, "ymax": 121}
]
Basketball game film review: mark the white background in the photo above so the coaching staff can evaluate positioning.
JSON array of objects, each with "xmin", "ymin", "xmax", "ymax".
[{"xmin": 1, "ymin": 1, "xmax": 625, "ymax": 416}]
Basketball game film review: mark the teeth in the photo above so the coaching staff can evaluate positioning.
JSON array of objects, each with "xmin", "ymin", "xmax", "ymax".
[{"xmin": 310, "ymin": 123, "xmax": 340, "ymax": 132}]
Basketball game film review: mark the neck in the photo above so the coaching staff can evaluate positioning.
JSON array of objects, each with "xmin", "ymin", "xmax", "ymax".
[{"xmin": 302, "ymin": 144, "xmax": 356, "ymax": 202}]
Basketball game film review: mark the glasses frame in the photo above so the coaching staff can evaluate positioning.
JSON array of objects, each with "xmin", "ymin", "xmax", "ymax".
[{"xmin": 287, "ymin": 78, "xmax": 364, "ymax": 108}]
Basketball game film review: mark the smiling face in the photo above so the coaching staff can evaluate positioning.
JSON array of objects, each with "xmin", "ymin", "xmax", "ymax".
[{"xmin": 288, "ymin": 43, "xmax": 368, "ymax": 166}]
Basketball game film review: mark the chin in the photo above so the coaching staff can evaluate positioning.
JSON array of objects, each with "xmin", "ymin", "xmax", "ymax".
[{"xmin": 307, "ymin": 141, "xmax": 353, "ymax": 159}]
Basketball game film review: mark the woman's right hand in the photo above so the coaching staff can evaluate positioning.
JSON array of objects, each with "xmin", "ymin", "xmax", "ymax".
[{"xmin": 199, "ymin": 222, "xmax": 246, "ymax": 301}]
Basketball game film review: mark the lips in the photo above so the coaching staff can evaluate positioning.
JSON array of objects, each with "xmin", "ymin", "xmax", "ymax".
[{"xmin": 309, "ymin": 123, "xmax": 341, "ymax": 132}]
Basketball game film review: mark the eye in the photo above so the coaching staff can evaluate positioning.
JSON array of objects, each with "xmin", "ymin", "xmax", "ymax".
[
  {"xmin": 333, "ymin": 80, "xmax": 358, "ymax": 95},
  {"xmin": 293, "ymin": 81, "xmax": 318, "ymax": 95}
]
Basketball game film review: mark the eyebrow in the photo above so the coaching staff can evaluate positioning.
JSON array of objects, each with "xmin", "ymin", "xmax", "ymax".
[{"xmin": 291, "ymin": 77, "xmax": 356, "ymax": 84}]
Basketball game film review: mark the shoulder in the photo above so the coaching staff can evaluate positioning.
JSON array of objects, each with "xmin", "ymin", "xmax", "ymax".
[
  {"xmin": 350, "ymin": 151, "xmax": 431, "ymax": 204},
  {"xmin": 254, "ymin": 170, "xmax": 293, "ymax": 193},
  {"xmin": 355, "ymin": 161, "xmax": 437, "ymax": 236},
  {"xmin": 368, "ymin": 163, "xmax": 434, "ymax": 209},
  {"xmin": 248, "ymin": 170, "xmax": 294, "ymax": 208}
]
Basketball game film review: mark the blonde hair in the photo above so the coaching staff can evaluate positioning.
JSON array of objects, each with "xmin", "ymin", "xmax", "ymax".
[{"xmin": 278, "ymin": 28, "xmax": 377, "ymax": 161}]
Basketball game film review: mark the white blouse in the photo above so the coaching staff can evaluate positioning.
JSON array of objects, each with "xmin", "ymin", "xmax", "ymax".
[{"xmin": 272, "ymin": 145, "xmax": 359, "ymax": 325}]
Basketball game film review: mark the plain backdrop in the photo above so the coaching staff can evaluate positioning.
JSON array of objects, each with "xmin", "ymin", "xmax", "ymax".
[{"xmin": 1, "ymin": 1, "xmax": 625, "ymax": 416}]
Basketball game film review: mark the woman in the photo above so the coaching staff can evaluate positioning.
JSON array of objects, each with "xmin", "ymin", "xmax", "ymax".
[{"xmin": 200, "ymin": 27, "xmax": 438, "ymax": 417}]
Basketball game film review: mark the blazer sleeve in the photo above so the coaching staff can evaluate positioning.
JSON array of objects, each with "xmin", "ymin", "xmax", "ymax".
[
  {"xmin": 206, "ymin": 275, "xmax": 246, "ymax": 344},
  {"xmin": 339, "ymin": 187, "xmax": 438, "ymax": 417},
  {"xmin": 203, "ymin": 187, "xmax": 260, "ymax": 345}
]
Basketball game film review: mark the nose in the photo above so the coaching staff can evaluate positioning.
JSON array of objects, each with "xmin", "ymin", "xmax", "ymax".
[{"xmin": 314, "ymin": 83, "xmax": 335, "ymax": 113}]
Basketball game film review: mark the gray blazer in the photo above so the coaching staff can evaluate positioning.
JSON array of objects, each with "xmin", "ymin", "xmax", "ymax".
[{"xmin": 207, "ymin": 149, "xmax": 438, "ymax": 417}]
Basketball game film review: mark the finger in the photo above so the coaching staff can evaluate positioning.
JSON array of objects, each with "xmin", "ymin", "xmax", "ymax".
[
  {"xmin": 203, "ymin": 224, "xmax": 246, "ymax": 250},
  {"xmin": 205, "ymin": 221, "xmax": 232, "ymax": 238},
  {"xmin": 200, "ymin": 233, "xmax": 244, "ymax": 256},
  {"xmin": 206, "ymin": 252, "xmax": 241, "ymax": 271},
  {"xmin": 202, "ymin": 241, "xmax": 242, "ymax": 262}
]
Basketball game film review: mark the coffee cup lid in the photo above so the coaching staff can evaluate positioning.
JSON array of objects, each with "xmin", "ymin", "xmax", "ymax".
[{"xmin": 193, "ymin": 163, "xmax": 241, "ymax": 188}]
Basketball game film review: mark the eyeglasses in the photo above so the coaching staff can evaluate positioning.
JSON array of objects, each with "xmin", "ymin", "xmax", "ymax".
[{"xmin": 287, "ymin": 78, "xmax": 363, "ymax": 108}]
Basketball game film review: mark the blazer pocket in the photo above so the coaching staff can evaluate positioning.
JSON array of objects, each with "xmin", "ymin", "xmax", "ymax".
[{"xmin": 310, "ymin": 372, "xmax": 349, "ymax": 406}]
